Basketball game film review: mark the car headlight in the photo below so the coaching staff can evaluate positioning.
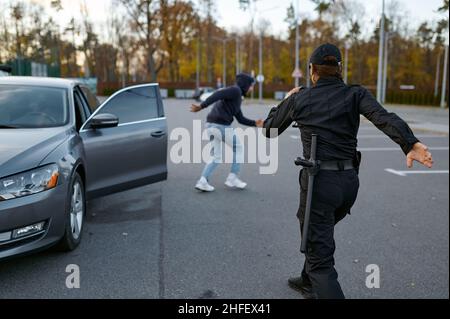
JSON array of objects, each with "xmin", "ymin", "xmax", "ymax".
[{"xmin": 0, "ymin": 164, "xmax": 59, "ymax": 201}]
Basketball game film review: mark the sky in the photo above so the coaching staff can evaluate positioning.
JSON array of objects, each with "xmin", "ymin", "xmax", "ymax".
[
  {"xmin": 217, "ymin": 0, "xmax": 445, "ymax": 34},
  {"xmin": 29, "ymin": 0, "xmax": 447, "ymax": 39}
]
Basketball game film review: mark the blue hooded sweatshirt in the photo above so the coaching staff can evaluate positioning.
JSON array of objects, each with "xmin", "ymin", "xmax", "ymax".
[{"xmin": 200, "ymin": 73, "xmax": 256, "ymax": 127}]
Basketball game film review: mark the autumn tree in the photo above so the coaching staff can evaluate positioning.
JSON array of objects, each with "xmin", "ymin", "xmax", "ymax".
[
  {"xmin": 239, "ymin": 0, "xmax": 259, "ymax": 74},
  {"xmin": 11, "ymin": 2, "xmax": 24, "ymax": 58},
  {"xmin": 95, "ymin": 43, "xmax": 118, "ymax": 83},
  {"xmin": 438, "ymin": 0, "xmax": 449, "ymax": 11},
  {"xmin": 310, "ymin": 0, "xmax": 334, "ymax": 18},
  {"xmin": 117, "ymin": 0, "xmax": 166, "ymax": 82},
  {"xmin": 0, "ymin": 0, "xmax": 446, "ymax": 105},
  {"xmin": 160, "ymin": 0, "xmax": 198, "ymax": 82},
  {"xmin": 79, "ymin": 1, "xmax": 98, "ymax": 77},
  {"xmin": 107, "ymin": 10, "xmax": 139, "ymax": 85},
  {"xmin": 331, "ymin": 0, "xmax": 365, "ymax": 83},
  {"xmin": 198, "ymin": 0, "xmax": 215, "ymax": 83},
  {"xmin": 0, "ymin": 1, "xmax": 12, "ymax": 62}
]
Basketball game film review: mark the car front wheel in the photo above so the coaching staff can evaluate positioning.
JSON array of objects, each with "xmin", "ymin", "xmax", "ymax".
[{"xmin": 58, "ymin": 172, "xmax": 85, "ymax": 251}]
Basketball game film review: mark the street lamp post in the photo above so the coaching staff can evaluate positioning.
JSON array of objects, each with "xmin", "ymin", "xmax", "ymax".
[
  {"xmin": 196, "ymin": 36, "xmax": 201, "ymax": 90},
  {"xmin": 17, "ymin": 55, "xmax": 22, "ymax": 76},
  {"xmin": 258, "ymin": 32, "xmax": 263, "ymax": 102},
  {"xmin": 121, "ymin": 48, "xmax": 126, "ymax": 88},
  {"xmin": 306, "ymin": 47, "xmax": 311, "ymax": 88},
  {"xmin": 253, "ymin": 5, "xmax": 280, "ymax": 100},
  {"xmin": 236, "ymin": 36, "xmax": 240, "ymax": 75},
  {"xmin": 213, "ymin": 36, "xmax": 230, "ymax": 88},
  {"xmin": 344, "ymin": 42, "xmax": 349, "ymax": 84},
  {"xmin": 376, "ymin": 0, "xmax": 385, "ymax": 102},
  {"xmin": 382, "ymin": 32, "xmax": 390, "ymax": 104},
  {"xmin": 440, "ymin": 43, "xmax": 449, "ymax": 108},
  {"xmin": 294, "ymin": 0, "xmax": 301, "ymax": 87},
  {"xmin": 223, "ymin": 39, "xmax": 227, "ymax": 87},
  {"xmin": 434, "ymin": 48, "xmax": 442, "ymax": 98}
]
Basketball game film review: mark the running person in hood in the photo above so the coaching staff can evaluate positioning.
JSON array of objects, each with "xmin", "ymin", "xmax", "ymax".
[{"xmin": 191, "ymin": 73, "xmax": 264, "ymax": 192}]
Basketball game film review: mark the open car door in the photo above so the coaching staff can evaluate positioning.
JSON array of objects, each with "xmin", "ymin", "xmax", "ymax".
[{"xmin": 80, "ymin": 84, "xmax": 167, "ymax": 199}]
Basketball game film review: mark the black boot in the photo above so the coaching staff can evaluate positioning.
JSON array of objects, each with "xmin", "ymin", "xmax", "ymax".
[{"xmin": 288, "ymin": 276, "xmax": 317, "ymax": 299}]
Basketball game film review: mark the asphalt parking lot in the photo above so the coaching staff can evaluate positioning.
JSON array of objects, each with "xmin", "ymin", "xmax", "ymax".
[{"xmin": 0, "ymin": 99, "xmax": 448, "ymax": 299}]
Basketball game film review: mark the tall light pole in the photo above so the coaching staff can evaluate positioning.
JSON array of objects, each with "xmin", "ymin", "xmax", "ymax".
[
  {"xmin": 294, "ymin": 0, "xmax": 301, "ymax": 87},
  {"xmin": 236, "ymin": 36, "xmax": 240, "ymax": 75},
  {"xmin": 434, "ymin": 47, "xmax": 442, "ymax": 98},
  {"xmin": 213, "ymin": 36, "xmax": 230, "ymax": 87},
  {"xmin": 223, "ymin": 39, "xmax": 227, "ymax": 87},
  {"xmin": 344, "ymin": 42, "xmax": 349, "ymax": 84},
  {"xmin": 121, "ymin": 47, "xmax": 126, "ymax": 88},
  {"xmin": 305, "ymin": 47, "xmax": 311, "ymax": 88},
  {"xmin": 253, "ymin": 6, "xmax": 279, "ymax": 101},
  {"xmin": 382, "ymin": 32, "xmax": 390, "ymax": 104},
  {"xmin": 196, "ymin": 36, "xmax": 201, "ymax": 90},
  {"xmin": 258, "ymin": 32, "xmax": 263, "ymax": 102},
  {"xmin": 440, "ymin": 43, "xmax": 448, "ymax": 108},
  {"xmin": 376, "ymin": 0, "xmax": 385, "ymax": 102}
]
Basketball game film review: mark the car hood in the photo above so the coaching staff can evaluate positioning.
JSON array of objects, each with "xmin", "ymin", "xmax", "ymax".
[{"xmin": 0, "ymin": 127, "xmax": 70, "ymax": 178}]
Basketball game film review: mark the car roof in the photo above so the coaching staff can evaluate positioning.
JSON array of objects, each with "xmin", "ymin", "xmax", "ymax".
[{"xmin": 0, "ymin": 76, "xmax": 77, "ymax": 89}]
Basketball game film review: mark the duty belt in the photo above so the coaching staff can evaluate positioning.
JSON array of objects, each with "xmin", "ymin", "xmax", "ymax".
[{"xmin": 320, "ymin": 160, "xmax": 355, "ymax": 171}]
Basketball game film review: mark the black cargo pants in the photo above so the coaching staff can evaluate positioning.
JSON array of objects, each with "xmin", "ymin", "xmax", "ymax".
[{"xmin": 298, "ymin": 168, "xmax": 360, "ymax": 299}]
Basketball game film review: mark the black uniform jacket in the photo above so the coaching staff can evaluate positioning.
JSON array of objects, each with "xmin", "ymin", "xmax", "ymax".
[{"xmin": 263, "ymin": 77, "xmax": 420, "ymax": 161}]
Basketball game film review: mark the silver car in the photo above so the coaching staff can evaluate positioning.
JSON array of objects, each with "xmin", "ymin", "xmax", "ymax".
[
  {"xmin": 0, "ymin": 77, "xmax": 168, "ymax": 259},
  {"xmin": 0, "ymin": 65, "xmax": 11, "ymax": 77}
]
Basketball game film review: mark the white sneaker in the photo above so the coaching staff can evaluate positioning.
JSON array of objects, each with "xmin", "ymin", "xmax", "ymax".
[
  {"xmin": 195, "ymin": 177, "xmax": 215, "ymax": 192},
  {"xmin": 225, "ymin": 173, "xmax": 247, "ymax": 190}
]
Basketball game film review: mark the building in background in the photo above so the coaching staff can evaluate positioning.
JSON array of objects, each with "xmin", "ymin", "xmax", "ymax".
[{"xmin": 7, "ymin": 58, "xmax": 60, "ymax": 78}]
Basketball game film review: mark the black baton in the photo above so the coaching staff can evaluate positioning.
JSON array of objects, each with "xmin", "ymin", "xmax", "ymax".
[{"xmin": 295, "ymin": 134, "xmax": 320, "ymax": 254}]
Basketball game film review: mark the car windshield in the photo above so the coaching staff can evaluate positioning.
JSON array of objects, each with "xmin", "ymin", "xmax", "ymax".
[{"xmin": 0, "ymin": 84, "xmax": 68, "ymax": 128}]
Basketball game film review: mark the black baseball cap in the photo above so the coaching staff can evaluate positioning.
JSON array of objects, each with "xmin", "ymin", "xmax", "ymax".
[{"xmin": 309, "ymin": 43, "xmax": 342, "ymax": 66}]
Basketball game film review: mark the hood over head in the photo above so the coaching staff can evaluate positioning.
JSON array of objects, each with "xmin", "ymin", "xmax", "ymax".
[{"xmin": 236, "ymin": 73, "xmax": 255, "ymax": 95}]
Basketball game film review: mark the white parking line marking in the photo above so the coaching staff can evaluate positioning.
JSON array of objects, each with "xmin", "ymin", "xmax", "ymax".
[
  {"xmin": 385, "ymin": 168, "xmax": 449, "ymax": 176},
  {"xmin": 290, "ymin": 135, "xmax": 447, "ymax": 140},
  {"xmin": 357, "ymin": 134, "xmax": 447, "ymax": 139},
  {"xmin": 290, "ymin": 127, "xmax": 378, "ymax": 132},
  {"xmin": 359, "ymin": 147, "xmax": 449, "ymax": 152}
]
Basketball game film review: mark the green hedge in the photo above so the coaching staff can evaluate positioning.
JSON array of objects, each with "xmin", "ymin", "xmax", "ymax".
[
  {"xmin": 99, "ymin": 83, "xmax": 446, "ymax": 107},
  {"xmin": 102, "ymin": 88, "xmax": 117, "ymax": 96},
  {"xmin": 387, "ymin": 91, "xmax": 442, "ymax": 107}
]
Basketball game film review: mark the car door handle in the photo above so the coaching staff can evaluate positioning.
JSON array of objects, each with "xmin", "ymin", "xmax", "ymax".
[{"xmin": 151, "ymin": 131, "xmax": 166, "ymax": 138}]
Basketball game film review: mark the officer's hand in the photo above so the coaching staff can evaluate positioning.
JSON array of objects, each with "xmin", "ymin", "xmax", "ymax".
[
  {"xmin": 255, "ymin": 119, "xmax": 264, "ymax": 128},
  {"xmin": 285, "ymin": 87, "xmax": 303, "ymax": 99},
  {"xmin": 191, "ymin": 104, "xmax": 202, "ymax": 113},
  {"xmin": 406, "ymin": 143, "xmax": 434, "ymax": 168}
]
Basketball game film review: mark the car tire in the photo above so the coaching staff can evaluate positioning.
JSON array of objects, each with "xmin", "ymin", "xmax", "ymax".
[{"xmin": 57, "ymin": 172, "xmax": 86, "ymax": 252}]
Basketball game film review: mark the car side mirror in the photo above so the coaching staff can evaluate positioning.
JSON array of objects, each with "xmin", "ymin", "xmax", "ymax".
[{"xmin": 89, "ymin": 113, "xmax": 119, "ymax": 129}]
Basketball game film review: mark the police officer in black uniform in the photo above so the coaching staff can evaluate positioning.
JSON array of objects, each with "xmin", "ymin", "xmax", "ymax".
[{"xmin": 263, "ymin": 43, "xmax": 434, "ymax": 299}]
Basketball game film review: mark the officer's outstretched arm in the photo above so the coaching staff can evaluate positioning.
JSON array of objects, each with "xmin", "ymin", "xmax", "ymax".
[
  {"xmin": 358, "ymin": 87, "xmax": 419, "ymax": 154},
  {"xmin": 263, "ymin": 93, "xmax": 297, "ymax": 138},
  {"xmin": 358, "ymin": 87, "xmax": 433, "ymax": 168}
]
